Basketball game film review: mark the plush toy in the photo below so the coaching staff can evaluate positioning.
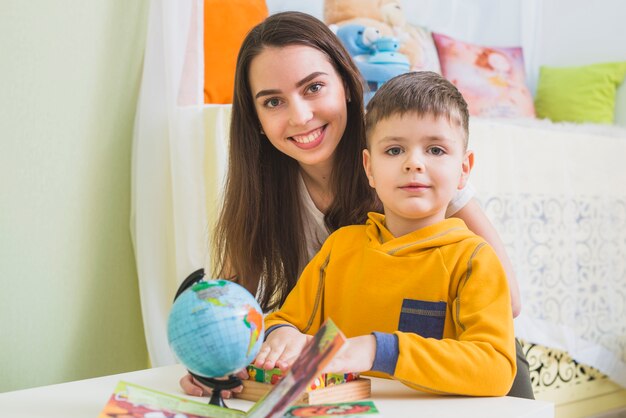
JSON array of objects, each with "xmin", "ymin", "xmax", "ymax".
[
  {"xmin": 324, "ymin": 0, "xmax": 440, "ymax": 73},
  {"xmin": 334, "ymin": 24, "xmax": 409, "ymax": 102},
  {"xmin": 334, "ymin": 24, "xmax": 382, "ymax": 57}
]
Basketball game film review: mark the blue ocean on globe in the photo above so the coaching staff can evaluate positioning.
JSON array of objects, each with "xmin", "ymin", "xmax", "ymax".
[{"xmin": 167, "ymin": 279, "xmax": 265, "ymax": 378}]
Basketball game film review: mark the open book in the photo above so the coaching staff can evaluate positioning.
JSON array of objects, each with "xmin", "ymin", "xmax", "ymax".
[{"xmin": 98, "ymin": 319, "xmax": 378, "ymax": 418}]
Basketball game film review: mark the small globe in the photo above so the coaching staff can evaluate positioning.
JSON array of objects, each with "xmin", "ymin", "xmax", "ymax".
[{"xmin": 167, "ymin": 279, "xmax": 264, "ymax": 378}]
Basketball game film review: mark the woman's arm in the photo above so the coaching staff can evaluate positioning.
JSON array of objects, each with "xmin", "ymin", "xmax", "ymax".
[{"xmin": 454, "ymin": 199, "xmax": 521, "ymax": 317}]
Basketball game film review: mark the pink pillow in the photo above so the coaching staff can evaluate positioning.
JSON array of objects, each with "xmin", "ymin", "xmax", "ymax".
[{"xmin": 432, "ymin": 33, "xmax": 535, "ymax": 118}]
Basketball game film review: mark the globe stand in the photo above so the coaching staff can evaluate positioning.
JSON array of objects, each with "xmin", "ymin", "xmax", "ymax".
[{"xmin": 190, "ymin": 372, "xmax": 242, "ymax": 408}]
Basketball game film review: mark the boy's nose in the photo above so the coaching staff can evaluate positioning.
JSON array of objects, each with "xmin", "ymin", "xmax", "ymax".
[
  {"xmin": 289, "ymin": 100, "xmax": 313, "ymax": 127},
  {"xmin": 404, "ymin": 155, "xmax": 425, "ymax": 172}
]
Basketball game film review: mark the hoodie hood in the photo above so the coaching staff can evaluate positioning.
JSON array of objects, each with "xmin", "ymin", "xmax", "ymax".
[{"xmin": 365, "ymin": 212, "xmax": 476, "ymax": 256}]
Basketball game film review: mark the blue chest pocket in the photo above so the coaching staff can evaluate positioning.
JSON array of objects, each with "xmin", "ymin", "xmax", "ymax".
[{"xmin": 398, "ymin": 299, "xmax": 447, "ymax": 339}]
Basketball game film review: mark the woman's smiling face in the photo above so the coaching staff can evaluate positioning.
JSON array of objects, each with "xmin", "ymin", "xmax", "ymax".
[{"xmin": 249, "ymin": 45, "xmax": 348, "ymax": 169}]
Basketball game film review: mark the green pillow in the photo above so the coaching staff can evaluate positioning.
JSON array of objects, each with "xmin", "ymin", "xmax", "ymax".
[
  {"xmin": 534, "ymin": 62, "xmax": 626, "ymax": 124},
  {"xmin": 615, "ymin": 79, "xmax": 626, "ymax": 127}
]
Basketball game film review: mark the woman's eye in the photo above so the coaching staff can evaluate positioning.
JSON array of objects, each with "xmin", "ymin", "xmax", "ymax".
[
  {"xmin": 385, "ymin": 147, "xmax": 402, "ymax": 156},
  {"xmin": 264, "ymin": 98, "xmax": 281, "ymax": 108},
  {"xmin": 308, "ymin": 83, "xmax": 323, "ymax": 94}
]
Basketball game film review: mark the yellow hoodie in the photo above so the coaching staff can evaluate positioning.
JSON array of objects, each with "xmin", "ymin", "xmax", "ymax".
[{"xmin": 265, "ymin": 213, "xmax": 516, "ymax": 396}]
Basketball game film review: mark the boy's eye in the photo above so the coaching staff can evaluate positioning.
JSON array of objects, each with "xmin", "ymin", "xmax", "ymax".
[
  {"xmin": 264, "ymin": 97, "xmax": 282, "ymax": 108},
  {"xmin": 385, "ymin": 147, "xmax": 403, "ymax": 156},
  {"xmin": 429, "ymin": 147, "xmax": 445, "ymax": 156}
]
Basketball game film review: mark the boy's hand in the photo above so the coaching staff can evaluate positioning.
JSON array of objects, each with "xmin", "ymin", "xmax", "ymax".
[
  {"xmin": 254, "ymin": 326, "xmax": 311, "ymax": 372},
  {"xmin": 323, "ymin": 335, "xmax": 376, "ymax": 374}
]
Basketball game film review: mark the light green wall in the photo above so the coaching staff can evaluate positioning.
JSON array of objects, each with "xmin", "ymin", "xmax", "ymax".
[{"xmin": 0, "ymin": 0, "xmax": 150, "ymax": 392}]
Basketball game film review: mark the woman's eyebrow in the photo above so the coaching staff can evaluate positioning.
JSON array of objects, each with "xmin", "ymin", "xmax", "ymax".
[
  {"xmin": 295, "ymin": 71, "xmax": 327, "ymax": 88},
  {"xmin": 255, "ymin": 89, "xmax": 280, "ymax": 99},
  {"xmin": 255, "ymin": 71, "xmax": 328, "ymax": 99}
]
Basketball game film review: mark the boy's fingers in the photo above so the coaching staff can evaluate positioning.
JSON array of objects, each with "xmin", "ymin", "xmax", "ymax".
[
  {"xmin": 275, "ymin": 359, "xmax": 288, "ymax": 371},
  {"xmin": 253, "ymin": 344, "xmax": 271, "ymax": 367},
  {"xmin": 275, "ymin": 346, "xmax": 300, "ymax": 371},
  {"xmin": 261, "ymin": 345, "xmax": 285, "ymax": 370}
]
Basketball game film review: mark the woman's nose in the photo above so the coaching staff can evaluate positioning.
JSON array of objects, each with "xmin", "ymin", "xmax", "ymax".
[{"xmin": 289, "ymin": 100, "xmax": 313, "ymax": 127}]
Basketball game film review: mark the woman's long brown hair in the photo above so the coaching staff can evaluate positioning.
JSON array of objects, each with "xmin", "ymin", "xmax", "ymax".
[{"xmin": 212, "ymin": 12, "xmax": 379, "ymax": 311}]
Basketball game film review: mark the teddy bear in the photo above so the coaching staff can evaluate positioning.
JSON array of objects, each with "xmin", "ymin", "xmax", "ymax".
[{"xmin": 324, "ymin": 0, "xmax": 440, "ymax": 73}]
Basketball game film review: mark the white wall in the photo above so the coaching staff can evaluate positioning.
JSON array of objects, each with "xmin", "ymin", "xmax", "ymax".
[{"xmin": 536, "ymin": 0, "xmax": 626, "ymax": 67}]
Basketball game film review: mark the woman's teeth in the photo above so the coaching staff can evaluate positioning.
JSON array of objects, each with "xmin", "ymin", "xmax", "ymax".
[{"xmin": 291, "ymin": 127, "xmax": 323, "ymax": 144}]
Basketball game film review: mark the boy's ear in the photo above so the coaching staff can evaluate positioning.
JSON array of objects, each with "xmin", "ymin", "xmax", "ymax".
[
  {"xmin": 362, "ymin": 149, "xmax": 376, "ymax": 188},
  {"xmin": 458, "ymin": 150, "xmax": 474, "ymax": 189}
]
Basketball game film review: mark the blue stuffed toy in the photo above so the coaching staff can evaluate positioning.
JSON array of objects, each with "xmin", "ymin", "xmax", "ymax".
[{"xmin": 335, "ymin": 24, "xmax": 410, "ymax": 103}]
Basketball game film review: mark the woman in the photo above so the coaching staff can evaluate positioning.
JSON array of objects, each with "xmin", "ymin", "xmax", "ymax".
[{"xmin": 181, "ymin": 11, "xmax": 531, "ymax": 399}]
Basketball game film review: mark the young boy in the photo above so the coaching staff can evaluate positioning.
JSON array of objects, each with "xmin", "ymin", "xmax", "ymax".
[{"xmin": 253, "ymin": 72, "xmax": 517, "ymax": 396}]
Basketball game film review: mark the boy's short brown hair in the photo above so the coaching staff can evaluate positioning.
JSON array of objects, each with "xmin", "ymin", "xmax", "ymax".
[{"xmin": 365, "ymin": 71, "xmax": 469, "ymax": 148}]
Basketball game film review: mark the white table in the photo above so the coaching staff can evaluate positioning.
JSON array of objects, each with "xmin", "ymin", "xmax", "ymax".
[{"xmin": 0, "ymin": 364, "xmax": 554, "ymax": 417}]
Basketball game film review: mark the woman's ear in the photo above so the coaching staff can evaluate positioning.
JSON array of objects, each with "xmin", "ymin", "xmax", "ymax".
[{"xmin": 458, "ymin": 150, "xmax": 474, "ymax": 189}]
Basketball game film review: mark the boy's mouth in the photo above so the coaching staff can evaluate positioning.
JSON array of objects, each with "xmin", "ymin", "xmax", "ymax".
[
  {"xmin": 290, "ymin": 125, "xmax": 326, "ymax": 149},
  {"xmin": 400, "ymin": 182, "xmax": 429, "ymax": 192}
]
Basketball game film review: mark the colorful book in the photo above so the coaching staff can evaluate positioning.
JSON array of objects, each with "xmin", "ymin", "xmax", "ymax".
[
  {"xmin": 98, "ymin": 381, "xmax": 245, "ymax": 418},
  {"xmin": 98, "ymin": 319, "xmax": 377, "ymax": 418},
  {"xmin": 284, "ymin": 402, "xmax": 378, "ymax": 417}
]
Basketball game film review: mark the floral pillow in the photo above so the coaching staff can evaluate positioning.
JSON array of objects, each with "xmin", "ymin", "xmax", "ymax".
[{"xmin": 432, "ymin": 33, "xmax": 535, "ymax": 118}]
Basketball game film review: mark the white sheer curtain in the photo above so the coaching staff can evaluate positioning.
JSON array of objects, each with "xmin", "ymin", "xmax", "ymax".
[{"xmin": 131, "ymin": 0, "xmax": 209, "ymax": 367}]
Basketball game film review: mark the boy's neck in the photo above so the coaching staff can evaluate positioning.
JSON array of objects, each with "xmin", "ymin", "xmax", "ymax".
[{"xmin": 383, "ymin": 209, "xmax": 447, "ymax": 238}]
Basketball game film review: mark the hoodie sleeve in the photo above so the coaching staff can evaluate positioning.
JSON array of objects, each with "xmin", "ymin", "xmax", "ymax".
[
  {"xmin": 381, "ymin": 242, "xmax": 517, "ymax": 396},
  {"xmin": 264, "ymin": 233, "xmax": 336, "ymax": 336}
]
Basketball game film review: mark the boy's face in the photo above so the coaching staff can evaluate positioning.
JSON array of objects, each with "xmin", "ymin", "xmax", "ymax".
[{"xmin": 363, "ymin": 113, "xmax": 472, "ymax": 236}]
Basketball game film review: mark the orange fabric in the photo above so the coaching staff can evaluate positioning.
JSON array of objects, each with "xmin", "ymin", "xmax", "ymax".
[{"xmin": 204, "ymin": 0, "xmax": 268, "ymax": 104}]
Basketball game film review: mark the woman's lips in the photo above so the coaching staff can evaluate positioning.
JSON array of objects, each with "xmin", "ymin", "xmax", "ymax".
[{"xmin": 290, "ymin": 125, "xmax": 326, "ymax": 150}]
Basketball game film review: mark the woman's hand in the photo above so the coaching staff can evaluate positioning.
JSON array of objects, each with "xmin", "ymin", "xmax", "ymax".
[
  {"xmin": 253, "ymin": 326, "xmax": 311, "ymax": 372},
  {"xmin": 179, "ymin": 368, "xmax": 248, "ymax": 398}
]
